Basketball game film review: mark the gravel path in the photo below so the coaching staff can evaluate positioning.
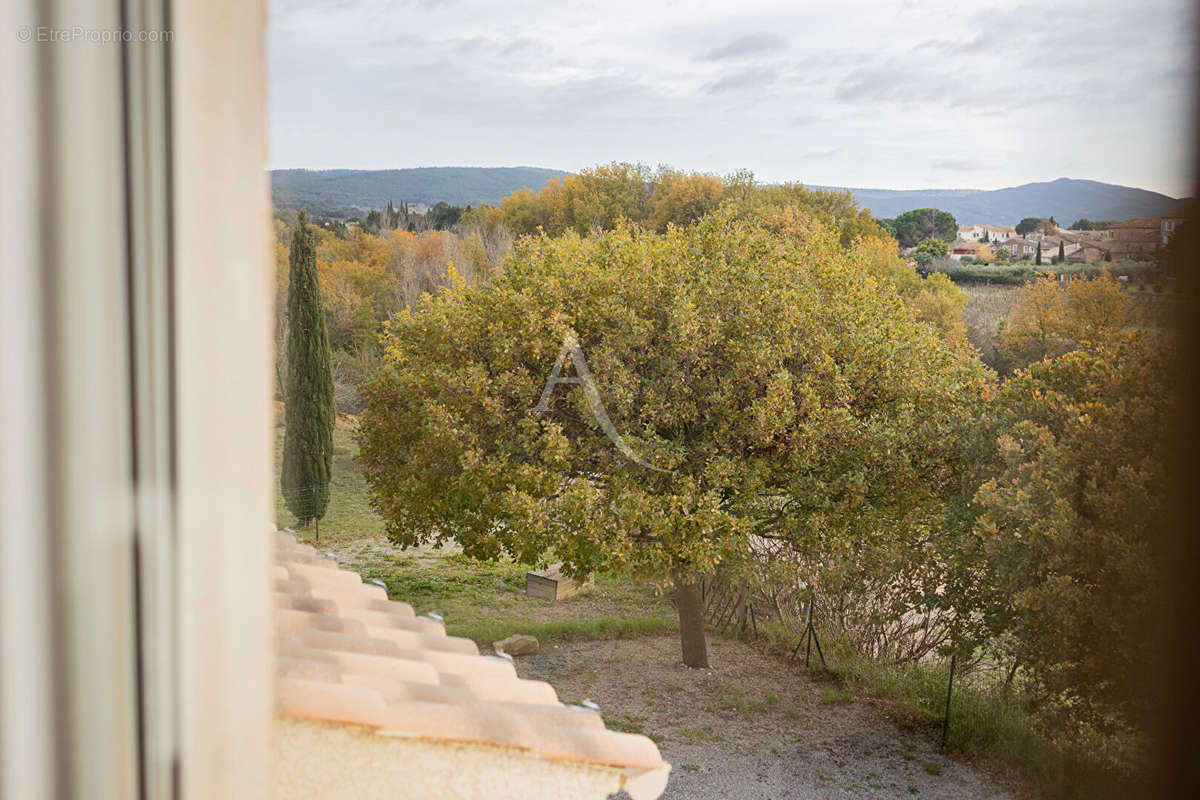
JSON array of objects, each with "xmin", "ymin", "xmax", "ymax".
[{"xmin": 515, "ymin": 635, "xmax": 1020, "ymax": 800}]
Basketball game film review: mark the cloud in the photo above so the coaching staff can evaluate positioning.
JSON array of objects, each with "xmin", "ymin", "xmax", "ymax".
[
  {"xmin": 698, "ymin": 33, "xmax": 789, "ymax": 62},
  {"xmin": 932, "ymin": 158, "xmax": 987, "ymax": 171},
  {"xmin": 702, "ymin": 67, "xmax": 778, "ymax": 94},
  {"xmin": 267, "ymin": 0, "xmax": 1195, "ymax": 196}
]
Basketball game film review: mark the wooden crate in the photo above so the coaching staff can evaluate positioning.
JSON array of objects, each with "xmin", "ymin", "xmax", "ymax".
[{"xmin": 525, "ymin": 565, "xmax": 593, "ymax": 602}]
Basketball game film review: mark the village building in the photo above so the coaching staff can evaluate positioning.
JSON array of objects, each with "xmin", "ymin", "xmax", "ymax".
[
  {"xmin": 1039, "ymin": 236, "xmax": 1084, "ymax": 257},
  {"xmin": 948, "ymin": 240, "xmax": 993, "ymax": 261},
  {"xmin": 1066, "ymin": 243, "xmax": 1112, "ymax": 264},
  {"xmin": 956, "ymin": 224, "xmax": 1015, "ymax": 243},
  {"xmin": 1106, "ymin": 218, "xmax": 1162, "ymax": 260},
  {"xmin": 996, "ymin": 237, "xmax": 1039, "ymax": 260}
]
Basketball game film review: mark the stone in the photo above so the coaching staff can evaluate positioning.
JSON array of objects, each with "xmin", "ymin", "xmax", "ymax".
[{"xmin": 493, "ymin": 634, "xmax": 540, "ymax": 657}]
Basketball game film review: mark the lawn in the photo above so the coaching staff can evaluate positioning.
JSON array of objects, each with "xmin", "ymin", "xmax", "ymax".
[{"xmin": 272, "ymin": 411, "xmax": 675, "ymax": 646}]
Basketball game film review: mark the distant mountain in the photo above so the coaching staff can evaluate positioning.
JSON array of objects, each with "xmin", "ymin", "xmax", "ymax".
[
  {"xmin": 817, "ymin": 178, "xmax": 1186, "ymax": 226},
  {"xmin": 273, "ymin": 169, "xmax": 1185, "ymax": 228},
  {"xmin": 271, "ymin": 166, "xmax": 570, "ymax": 218}
]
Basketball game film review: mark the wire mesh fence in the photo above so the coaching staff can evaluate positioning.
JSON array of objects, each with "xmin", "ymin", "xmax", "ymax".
[{"xmin": 276, "ymin": 484, "xmax": 329, "ymax": 542}]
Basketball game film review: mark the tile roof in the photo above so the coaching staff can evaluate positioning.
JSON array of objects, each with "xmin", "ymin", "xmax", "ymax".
[
  {"xmin": 272, "ymin": 530, "xmax": 669, "ymax": 797},
  {"xmin": 1108, "ymin": 217, "xmax": 1160, "ymax": 229}
]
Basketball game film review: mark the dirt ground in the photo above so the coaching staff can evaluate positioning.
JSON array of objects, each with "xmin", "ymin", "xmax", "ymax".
[{"xmin": 515, "ymin": 636, "xmax": 1020, "ymax": 800}]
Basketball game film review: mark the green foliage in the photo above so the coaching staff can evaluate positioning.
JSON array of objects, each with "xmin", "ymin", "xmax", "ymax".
[
  {"xmin": 428, "ymin": 201, "xmax": 467, "ymax": 230},
  {"xmin": 281, "ymin": 211, "xmax": 335, "ymax": 523},
  {"xmin": 915, "ymin": 237, "xmax": 949, "ymax": 259},
  {"xmin": 1016, "ymin": 217, "xmax": 1044, "ymax": 236},
  {"xmin": 475, "ymin": 164, "xmax": 887, "ymax": 249},
  {"xmin": 730, "ymin": 182, "xmax": 888, "ymax": 248},
  {"xmin": 968, "ymin": 334, "xmax": 1171, "ymax": 730},
  {"xmin": 1069, "ymin": 219, "xmax": 1111, "ymax": 231},
  {"xmin": 890, "ymin": 208, "xmax": 958, "ymax": 248},
  {"xmin": 998, "ymin": 270, "xmax": 1140, "ymax": 368},
  {"xmin": 357, "ymin": 211, "xmax": 985, "ymax": 656}
]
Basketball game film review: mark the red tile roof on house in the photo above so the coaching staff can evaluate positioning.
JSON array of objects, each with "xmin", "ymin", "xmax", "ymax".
[
  {"xmin": 1108, "ymin": 217, "xmax": 1160, "ymax": 229},
  {"xmin": 272, "ymin": 530, "xmax": 669, "ymax": 797}
]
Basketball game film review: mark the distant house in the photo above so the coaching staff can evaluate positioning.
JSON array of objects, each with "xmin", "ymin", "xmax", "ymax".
[
  {"xmin": 1066, "ymin": 243, "xmax": 1111, "ymax": 264},
  {"xmin": 997, "ymin": 237, "xmax": 1039, "ymax": 260},
  {"xmin": 1040, "ymin": 236, "xmax": 1084, "ymax": 257},
  {"xmin": 949, "ymin": 240, "xmax": 993, "ymax": 261},
  {"xmin": 1160, "ymin": 216, "xmax": 1185, "ymax": 245},
  {"xmin": 1067, "ymin": 228, "xmax": 1112, "ymax": 242},
  {"xmin": 956, "ymin": 224, "xmax": 1015, "ymax": 243},
  {"xmin": 1106, "ymin": 217, "xmax": 1161, "ymax": 260}
]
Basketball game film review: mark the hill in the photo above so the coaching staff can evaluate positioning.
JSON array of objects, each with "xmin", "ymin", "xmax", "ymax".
[
  {"xmin": 819, "ymin": 178, "xmax": 1185, "ymax": 226},
  {"xmin": 270, "ymin": 166, "xmax": 570, "ymax": 217},
  {"xmin": 273, "ymin": 169, "xmax": 1185, "ymax": 227}
]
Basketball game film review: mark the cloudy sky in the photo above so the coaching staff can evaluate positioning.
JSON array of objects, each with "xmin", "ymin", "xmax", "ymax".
[{"xmin": 269, "ymin": 0, "xmax": 1197, "ymax": 196}]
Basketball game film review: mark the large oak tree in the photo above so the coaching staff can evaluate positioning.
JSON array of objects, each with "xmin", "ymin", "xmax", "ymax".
[{"xmin": 357, "ymin": 211, "xmax": 985, "ymax": 667}]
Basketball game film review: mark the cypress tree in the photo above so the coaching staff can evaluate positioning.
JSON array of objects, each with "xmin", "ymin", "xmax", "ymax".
[
  {"xmin": 1058, "ymin": 240, "xmax": 1066, "ymax": 263},
  {"xmin": 1036, "ymin": 240, "xmax": 1043, "ymax": 266},
  {"xmin": 281, "ymin": 209, "xmax": 334, "ymax": 524}
]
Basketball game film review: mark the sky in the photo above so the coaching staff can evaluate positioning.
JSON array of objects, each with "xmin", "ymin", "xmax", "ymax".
[{"xmin": 268, "ymin": 0, "xmax": 1197, "ymax": 197}]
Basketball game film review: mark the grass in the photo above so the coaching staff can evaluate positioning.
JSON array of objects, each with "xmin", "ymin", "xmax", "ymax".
[
  {"xmin": 273, "ymin": 417, "xmax": 675, "ymax": 646},
  {"xmin": 675, "ymin": 726, "xmax": 726, "ymax": 744},
  {"xmin": 819, "ymin": 686, "xmax": 854, "ymax": 705},
  {"xmin": 755, "ymin": 619, "xmax": 1139, "ymax": 798},
  {"xmin": 728, "ymin": 685, "xmax": 768, "ymax": 718},
  {"xmin": 447, "ymin": 615, "xmax": 676, "ymax": 647},
  {"xmin": 604, "ymin": 712, "xmax": 666, "ymax": 746},
  {"xmin": 273, "ymin": 411, "xmax": 386, "ymax": 546}
]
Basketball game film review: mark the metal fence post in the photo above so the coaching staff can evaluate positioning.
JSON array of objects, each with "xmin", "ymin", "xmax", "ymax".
[
  {"xmin": 312, "ymin": 485, "xmax": 319, "ymax": 543},
  {"xmin": 942, "ymin": 652, "xmax": 957, "ymax": 749}
]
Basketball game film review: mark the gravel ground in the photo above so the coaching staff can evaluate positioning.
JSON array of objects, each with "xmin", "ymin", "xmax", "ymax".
[{"xmin": 515, "ymin": 635, "xmax": 1021, "ymax": 800}]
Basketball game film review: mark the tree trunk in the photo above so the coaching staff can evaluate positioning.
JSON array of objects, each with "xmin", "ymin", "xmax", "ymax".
[{"xmin": 673, "ymin": 572, "xmax": 709, "ymax": 668}]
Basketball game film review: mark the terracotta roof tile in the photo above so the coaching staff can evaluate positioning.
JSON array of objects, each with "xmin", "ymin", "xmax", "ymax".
[{"xmin": 272, "ymin": 529, "xmax": 667, "ymax": 786}]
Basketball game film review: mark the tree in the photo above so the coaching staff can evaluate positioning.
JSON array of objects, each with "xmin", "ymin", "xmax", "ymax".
[
  {"xmin": 969, "ymin": 333, "xmax": 1171, "ymax": 729},
  {"xmin": 1035, "ymin": 240, "xmax": 1042, "ymax": 266},
  {"xmin": 357, "ymin": 213, "xmax": 982, "ymax": 668},
  {"xmin": 913, "ymin": 236, "xmax": 949, "ymax": 269},
  {"xmin": 1061, "ymin": 268, "xmax": 1140, "ymax": 344},
  {"xmin": 891, "ymin": 208, "xmax": 958, "ymax": 248},
  {"xmin": 282, "ymin": 210, "xmax": 336, "ymax": 523},
  {"xmin": 429, "ymin": 201, "xmax": 466, "ymax": 230},
  {"xmin": 999, "ymin": 274, "xmax": 1065, "ymax": 365},
  {"xmin": 908, "ymin": 272, "xmax": 970, "ymax": 352},
  {"xmin": 1016, "ymin": 217, "xmax": 1043, "ymax": 236},
  {"xmin": 1000, "ymin": 270, "xmax": 1138, "ymax": 368},
  {"xmin": 1057, "ymin": 240, "xmax": 1065, "ymax": 264},
  {"xmin": 648, "ymin": 170, "xmax": 725, "ymax": 232},
  {"xmin": 981, "ymin": 229, "xmax": 989, "ymax": 243}
]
